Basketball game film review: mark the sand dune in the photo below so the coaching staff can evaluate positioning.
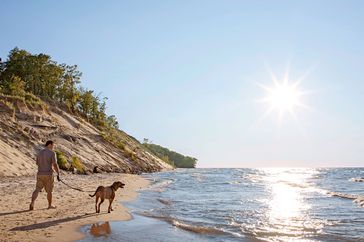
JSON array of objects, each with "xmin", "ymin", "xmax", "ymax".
[{"xmin": 0, "ymin": 95, "xmax": 172, "ymax": 176}]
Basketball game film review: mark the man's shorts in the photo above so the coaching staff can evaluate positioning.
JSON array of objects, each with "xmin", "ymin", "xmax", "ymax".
[{"xmin": 36, "ymin": 175, "xmax": 54, "ymax": 193}]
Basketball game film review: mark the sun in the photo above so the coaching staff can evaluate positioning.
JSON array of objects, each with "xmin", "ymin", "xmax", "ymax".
[
  {"xmin": 264, "ymin": 82, "xmax": 302, "ymax": 112},
  {"xmin": 258, "ymin": 66, "xmax": 311, "ymax": 121}
]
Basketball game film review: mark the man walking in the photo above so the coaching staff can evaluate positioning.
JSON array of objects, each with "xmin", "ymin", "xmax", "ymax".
[{"xmin": 29, "ymin": 140, "xmax": 60, "ymax": 210}]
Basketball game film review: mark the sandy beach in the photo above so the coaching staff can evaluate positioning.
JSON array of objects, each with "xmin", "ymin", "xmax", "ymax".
[{"xmin": 0, "ymin": 173, "xmax": 149, "ymax": 242}]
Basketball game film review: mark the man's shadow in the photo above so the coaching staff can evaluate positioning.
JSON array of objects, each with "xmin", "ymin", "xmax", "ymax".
[
  {"xmin": 0, "ymin": 210, "xmax": 29, "ymax": 216},
  {"xmin": 9, "ymin": 212, "xmax": 105, "ymax": 231},
  {"xmin": 0, "ymin": 207, "xmax": 59, "ymax": 217}
]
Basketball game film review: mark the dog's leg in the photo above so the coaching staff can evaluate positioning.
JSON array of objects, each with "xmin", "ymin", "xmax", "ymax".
[
  {"xmin": 95, "ymin": 195, "xmax": 99, "ymax": 213},
  {"xmin": 98, "ymin": 197, "xmax": 104, "ymax": 213},
  {"xmin": 108, "ymin": 198, "xmax": 114, "ymax": 213}
]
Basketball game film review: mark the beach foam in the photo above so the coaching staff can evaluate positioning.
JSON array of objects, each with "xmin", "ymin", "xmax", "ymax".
[
  {"xmin": 136, "ymin": 212, "xmax": 227, "ymax": 235},
  {"xmin": 350, "ymin": 177, "xmax": 364, "ymax": 182},
  {"xmin": 328, "ymin": 191, "xmax": 364, "ymax": 207}
]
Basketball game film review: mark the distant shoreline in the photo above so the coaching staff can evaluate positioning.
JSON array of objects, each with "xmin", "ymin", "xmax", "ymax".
[{"xmin": 0, "ymin": 173, "xmax": 149, "ymax": 242}]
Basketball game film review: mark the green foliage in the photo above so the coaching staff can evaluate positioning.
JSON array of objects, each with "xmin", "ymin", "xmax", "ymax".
[
  {"xmin": 4, "ymin": 75, "xmax": 26, "ymax": 97},
  {"xmin": 0, "ymin": 47, "xmax": 118, "ymax": 130},
  {"xmin": 71, "ymin": 156, "xmax": 85, "ymax": 173},
  {"xmin": 100, "ymin": 128, "xmax": 126, "ymax": 150},
  {"xmin": 55, "ymin": 150, "xmax": 69, "ymax": 170},
  {"xmin": 0, "ymin": 48, "xmax": 63, "ymax": 98},
  {"xmin": 161, "ymin": 155, "xmax": 174, "ymax": 166},
  {"xmin": 3, "ymin": 100, "xmax": 15, "ymax": 112},
  {"xmin": 143, "ymin": 141, "xmax": 197, "ymax": 168},
  {"xmin": 106, "ymin": 115, "xmax": 119, "ymax": 129},
  {"xmin": 24, "ymin": 92, "xmax": 43, "ymax": 106},
  {"xmin": 0, "ymin": 48, "xmax": 191, "ymax": 169},
  {"xmin": 122, "ymin": 146, "xmax": 136, "ymax": 161}
]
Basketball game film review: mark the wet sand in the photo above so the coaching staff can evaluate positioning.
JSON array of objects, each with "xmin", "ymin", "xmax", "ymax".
[{"xmin": 0, "ymin": 173, "xmax": 149, "ymax": 242}]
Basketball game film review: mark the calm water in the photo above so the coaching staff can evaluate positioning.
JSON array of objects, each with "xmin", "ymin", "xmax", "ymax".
[{"xmin": 80, "ymin": 168, "xmax": 364, "ymax": 241}]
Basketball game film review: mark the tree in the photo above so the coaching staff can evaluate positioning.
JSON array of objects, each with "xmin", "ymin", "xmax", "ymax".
[
  {"xmin": 0, "ymin": 47, "xmax": 120, "ymax": 136},
  {"xmin": 78, "ymin": 88, "xmax": 94, "ymax": 119},
  {"xmin": 6, "ymin": 75, "xmax": 26, "ymax": 97},
  {"xmin": 106, "ymin": 115, "xmax": 119, "ymax": 129},
  {"xmin": 57, "ymin": 64, "xmax": 82, "ymax": 112}
]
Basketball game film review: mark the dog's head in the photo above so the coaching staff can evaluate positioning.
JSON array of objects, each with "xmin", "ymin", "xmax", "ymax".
[{"xmin": 112, "ymin": 181, "xmax": 125, "ymax": 190}]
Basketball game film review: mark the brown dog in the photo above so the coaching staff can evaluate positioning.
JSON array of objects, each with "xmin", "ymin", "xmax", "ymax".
[{"xmin": 89, "ymin": 181, "xmax": 125, "ymax": 213}]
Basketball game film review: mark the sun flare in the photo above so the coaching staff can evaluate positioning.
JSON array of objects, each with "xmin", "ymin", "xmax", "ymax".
[
  {"xmin": 258, "ymin": 66, "xmax": 311, "ymax": 122},
  {"xmin": 264, "ymin": 83, "xmax": 302, "ymax": 112}
]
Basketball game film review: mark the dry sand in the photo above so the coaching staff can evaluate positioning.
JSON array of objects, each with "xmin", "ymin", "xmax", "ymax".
[{"xmin": 0, "ymin": 173, "xmax": 149, "ymax": 242}]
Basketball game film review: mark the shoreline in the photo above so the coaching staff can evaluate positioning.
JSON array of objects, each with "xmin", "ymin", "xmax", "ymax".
[{"xmin": 0, "ymin": 173, "xmax": 150, "ymax": 242}]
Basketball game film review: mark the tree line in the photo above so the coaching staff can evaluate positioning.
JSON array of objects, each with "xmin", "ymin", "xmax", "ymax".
[
  {"xmin": 143, "ymin": 139, "xmax": 197, "ymax": 168},
  {"xmin": 0, "ymin": 47, "xmax": 118, "ymax": 129}
]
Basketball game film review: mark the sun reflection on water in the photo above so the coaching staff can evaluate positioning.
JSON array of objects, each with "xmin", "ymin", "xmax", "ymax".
[
  {"xmin": 260, "ymin": 168, "xmax": 320, "ymax": 239},
  {"xmin": 270, "ymin": 182, "xmax": 303, "ymax": 220}
]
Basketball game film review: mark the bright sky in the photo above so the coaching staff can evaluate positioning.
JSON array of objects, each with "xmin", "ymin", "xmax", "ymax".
[{"xmin": 1, "ymin": 1, "xmax": 363, "ymax": 167}]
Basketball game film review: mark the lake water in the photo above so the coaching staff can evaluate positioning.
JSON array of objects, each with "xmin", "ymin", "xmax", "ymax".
[{"xmin": 79, "ymin": 168, "xmax": 364, "ymax": 241}]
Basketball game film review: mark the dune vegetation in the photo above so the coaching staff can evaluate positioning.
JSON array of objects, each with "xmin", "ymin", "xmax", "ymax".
[{"xmin": 0, "ymin": 48, "xmax": 195, "ymax": 175}]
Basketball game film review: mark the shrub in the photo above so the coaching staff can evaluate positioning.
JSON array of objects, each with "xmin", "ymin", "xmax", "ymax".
[
  {"xmin": 71, "ymin": 156, "xmax": 85, "ymax": 173},
  {"xmin": 4, "ymin": 101, "xmax": 15, "ymax": 111},
  {"xmin": 117, "ymin": 140, "xmax": 125, "ymax": 150},
  {"xmin": 55, "ymin": 150, "xmax": 69, "ymax": 170},
  {"xmin": 122, "ymin": 146, "xmax": 136, "ymax": 161},
  {"xmin": 24, "ymin": 92, "xmax": 42, "ymax": 105},
  {"xmin": 131, "ymin": 152, "xmax": 137, "ymax": 161}
]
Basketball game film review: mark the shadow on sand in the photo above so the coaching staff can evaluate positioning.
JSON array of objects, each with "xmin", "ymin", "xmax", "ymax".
[
  {"xmin": 0, "ymin": 209, "xmax": 30, "ymax": 217},
  {"xmin": 10, "ymin": 212, "xmax": 105, "ymax": 231}
]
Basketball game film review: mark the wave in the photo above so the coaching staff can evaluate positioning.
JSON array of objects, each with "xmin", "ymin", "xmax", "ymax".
[
  {"xmin": 328, "ymin": 191, "xmax": 358, "ymax": 199},
  {"xmin": 278, "ymin": 180, "xmax": 310, "ymax": 189},
  {"xmin": 146, "ymin": 179, "xmax": 174, "ymax": 192},
  {"xmin": 243, "ymin": 174, "xmax": 263, "ymax": 183},
  {"xmin": 171, "ymin": 220, "xmax": 226, "ymax": 235},
  {"xmin": 350, "ymin": 177, "xmax": 364, "ymax": 182},
  {"xmin": 157, "ymin": 198, "xmax": 172, "ymax": 206},
  {"xmin": 191, "ymin": 173, "xmax": 204, "ymax": 182},
  {"xmin": 355, "ymin": 198, "xmax": 364, "ymax": 207},
  {"xmin": 136, "ymin": 212, "xmax": 227, "ymax": 235},
  {"xmin": 328, "ymin": 191, "xmax": 364, "ymax": 207}
]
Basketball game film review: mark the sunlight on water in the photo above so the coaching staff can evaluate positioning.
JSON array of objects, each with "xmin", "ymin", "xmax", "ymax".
[
  {"xmin": 261, "ymin": 168, "xmax": 318, "ymax": 239},
  {"xmin": 264, "ymin": 169, "xmax": 311, "ymax": 218},
  {"xmin": 80, "ymin": 168, "xmax": 364, "ymax": 242},
  {"xmin": 270, "ymin": 182, "xmax": 303, "ymax": 220}
]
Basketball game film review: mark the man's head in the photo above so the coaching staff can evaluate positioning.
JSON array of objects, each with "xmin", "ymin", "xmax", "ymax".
[{"xmin": 45, "ymin": 140, "xmax": 54, "ymax": 150}]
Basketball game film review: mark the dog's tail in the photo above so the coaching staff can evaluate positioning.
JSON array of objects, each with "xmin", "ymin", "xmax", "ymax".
[
  {"xmin": 89, "ymin": 187, "xmax": 100, "ymax": 197},
  {"xmin": 89, "ymin": 192, "xmax": 97, "ymax": 197}
]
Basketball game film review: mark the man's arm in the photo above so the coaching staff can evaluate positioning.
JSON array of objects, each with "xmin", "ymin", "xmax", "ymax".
[
  {"xmin": 52, "ymin": 152, "xmax": 60, "ymax": 179},
  {"xmin": 53, "ymin": 162, "xmax": 60, "ymax": 176}
]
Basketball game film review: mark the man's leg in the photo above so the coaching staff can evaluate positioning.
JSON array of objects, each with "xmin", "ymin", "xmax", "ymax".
[
  {"xmin": 30, "ymin": 176, "xmax": 43, "ymax": 210},
  {"xmin": 29, "ymin": 189, "xmax": 39, "ymax": 210},
  {"xmin": 47, "ymin": 192, "xmax": 55, "ymax": 209},
  {"xmin": 45, "ymin": 175, "xmax": 56, "ymax": 209}
]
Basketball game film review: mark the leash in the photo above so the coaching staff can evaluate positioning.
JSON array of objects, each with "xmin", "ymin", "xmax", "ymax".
[{"xmin": 59, "ymin": 178, "xmax": 94, "ymax": 193}]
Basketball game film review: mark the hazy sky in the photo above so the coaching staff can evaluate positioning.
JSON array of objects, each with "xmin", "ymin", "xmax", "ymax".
[{"xmin": 1, "ymin": 1, "xmax": 363, "ymax": 167}]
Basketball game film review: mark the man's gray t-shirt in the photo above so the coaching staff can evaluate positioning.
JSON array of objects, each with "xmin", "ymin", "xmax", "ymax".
[{"xmin": 36, "ymin": 148, "xmax": 57, "ymax": 175}]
